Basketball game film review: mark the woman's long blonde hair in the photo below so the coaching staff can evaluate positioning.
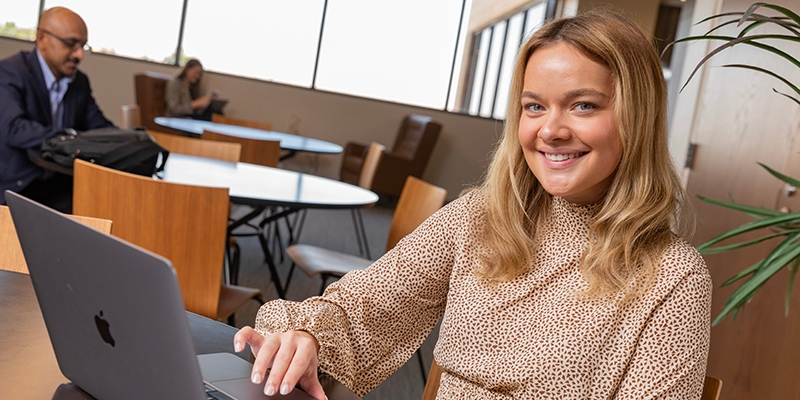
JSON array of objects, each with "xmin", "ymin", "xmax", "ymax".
[{"xmin": 478, "ymin": 9, "xmax": 693, "ymax": 298}]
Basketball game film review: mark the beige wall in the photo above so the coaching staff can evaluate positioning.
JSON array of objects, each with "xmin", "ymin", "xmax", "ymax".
[
  {"xmin": 0, "ymin": 37, "xmax": 501, "ymax": 200},
  {"xmin": 468, "ymin": 0, "xmax": 536, "ymax": 31},
  {"xmin": 576, "ymin": 0, "xmax": 660, "ymax": 37}
]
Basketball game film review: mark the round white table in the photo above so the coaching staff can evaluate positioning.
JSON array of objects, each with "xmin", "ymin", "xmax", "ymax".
[
  {"xmin": 155, "ymin": 117, "xmax": 343, "ymax": 159},
  {"xmin": 160, "ymin": 153, "xmax": 378, "ymax": 297}
]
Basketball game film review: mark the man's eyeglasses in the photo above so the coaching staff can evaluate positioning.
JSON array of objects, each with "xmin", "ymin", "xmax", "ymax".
[{"xmin": 39, "ymin": 29, "xmax": 91, "ymax": 53}]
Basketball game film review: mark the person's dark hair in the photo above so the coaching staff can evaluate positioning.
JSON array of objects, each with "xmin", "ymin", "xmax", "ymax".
[
  {"xmin": 177, "ymin": 58, "xmax": 203, "ymax": 99},
  {"xmin": 178, "ymin": 58, "xmax": 202, "ymax": 80}
]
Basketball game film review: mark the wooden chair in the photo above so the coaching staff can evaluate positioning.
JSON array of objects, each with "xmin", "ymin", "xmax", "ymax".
[
  {"xmin": 287, "ymin": 176, "xmax": 445, "ymax": 387},
  {"xmin": 134, "ymin": 71, "xmax": 186, "ymax": 136},
  {"xmin": 286, "ymin": 176, "xmax": 446, "ymax": 295},
  {"xmin": 1, "ymin": 205, "xmax": 112, "ymax": 274},
  {"xmin": 350, "ymin": 142, "xmax": 385, "ymax": 258},
  {"xmin": 702, "ymin": 375, "xmax": 723, "ymax": 400},
  {"xmin": 202, "ymin": 130, "xmax": 280, "ymax": 167},
  {"xmin": 147, "ymin": 130, "xmax": 241, "ymax": 163},
  {"xmin": 212, "ymin": 114, "xmax": 272, "ymax": 131},
  {"xmin": 421, "ymin": 359, "xmax": 724, "ymax": 400},
  {"xmin": 146, "ymin": 130, "xmax": 244, "ymax": 283},
  {"xmin": 72, "ymin": 159, "xmax": 263, "ymax": 323},
  {"xmin": 201, "ymin": 129, "xmax": 282, "ymax": 275}
]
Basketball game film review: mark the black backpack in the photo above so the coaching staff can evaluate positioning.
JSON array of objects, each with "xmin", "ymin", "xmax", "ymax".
[{"xmin": 41, "ymin": 128, "xmax": 169, "ymax": 177}]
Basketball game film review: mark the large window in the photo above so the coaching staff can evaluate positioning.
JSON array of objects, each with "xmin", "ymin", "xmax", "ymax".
[
  {"xmin": 3, "ymin": 1, "xmax": 477, "ymax": 113},
  {"xmin": 1, "ymin": 3, "xmax": 38, "ymax": 40},
  {"xmin": 315, "ymin": 0, "xmax": 463, "ymax": 109},
  {"xmin": 461, "ymin": 2, "xmax": 547, "ymax": 119},
  {"xmin": 44, "ymin": 1, "xmax": 184, "ymax": 62},
  {"xmin": 182, "ymin": 1, "xmax": 325, "ymax": 87}
]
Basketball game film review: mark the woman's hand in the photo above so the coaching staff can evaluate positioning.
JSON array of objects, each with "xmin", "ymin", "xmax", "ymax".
[
  {"xmin": 191, "ymin": 93, "xmax": 214, "ymax": 110},
  {"xmin": 234, "ymin": 327, "xmax": 327, "ymax": 400}
]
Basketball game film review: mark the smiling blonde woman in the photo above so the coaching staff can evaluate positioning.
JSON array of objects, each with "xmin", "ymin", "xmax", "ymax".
[{"xmin": 235, "ymin": 9, "xmax": 711, "ymax": 400}]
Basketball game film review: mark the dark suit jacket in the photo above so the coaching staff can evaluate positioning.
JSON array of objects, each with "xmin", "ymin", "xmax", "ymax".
[{"xmin": 0, "ymin": 49, "xmax": 114, "ymax": 201}]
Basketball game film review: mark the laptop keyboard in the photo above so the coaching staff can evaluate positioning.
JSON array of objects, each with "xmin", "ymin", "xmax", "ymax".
[{"xmin": 205, "ymin": 383, "xmax": 236, "ymax": 400}]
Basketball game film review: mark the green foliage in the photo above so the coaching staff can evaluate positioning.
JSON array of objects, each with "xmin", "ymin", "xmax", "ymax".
[
  {"xmin": 1, "ymin": 22, "xmax": 36, "ymax": 41},
  {"xmin": 697, "ymin": 164, "xmax": 800, "ymax": 325},
  {"xmin": 667, "ymin": 2, "xmax": 800, "ymax": 105},
  {"xmin": 672, "ymin": 3, "xmax": 800, "ymax": 324}
]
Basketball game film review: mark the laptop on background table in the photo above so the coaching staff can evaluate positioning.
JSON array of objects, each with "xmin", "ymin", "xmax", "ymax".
[
  {"xmin": 208, "ymin": 98, "xmax": 229, "ymax": 115},
  {"xmin": 4, "ymin": 190, "xmax": 314, "ymax": 400}
]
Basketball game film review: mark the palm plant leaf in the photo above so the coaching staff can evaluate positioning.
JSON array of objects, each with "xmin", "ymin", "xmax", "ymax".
[
  {"xmin": 772, "ymin": 88, "xmax": 800, "ymax": 107},
  {"xmin": 714, "ymin": 230, "xmax": 800, "ymax": 325},
  {"xmin": 674, "ymin": 34, "xmax": 800, "ymax": 92},
  {"xmin": 759, "ymin": 162, "xmax": 800, "ymax": 187},
  {"xmin": 697, "ymin": 194, "xmax": 784, "ymax": 218},
  {"xmin": 743, "ymin": 2, "xmax": 800, "ymax": 26},
  {"xmin": 721, "ymin": 260, "xmax": 762, "ymax": 286},
  {"xmin": 722, "ymin": 64, "xmax": 800, "ymax": 102},
  {"xmin": 786, "ymin": 258, "xmax": 800, "ymax": 315},
  {"xmin": 696, "ymin": 211, "xmax": 800, "ymax": 251},
  {"xmin": 701, "ymin": 15, "xmax": 800, "ymax": 37},
  {"xmin": 700, "ymin": 229, "xmax": 797, "ymax": 254}
]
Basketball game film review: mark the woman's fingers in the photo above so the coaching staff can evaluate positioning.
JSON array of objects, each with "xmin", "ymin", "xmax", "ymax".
[
  {"xmin": 233, "ymin": 328, "xmax": 324, "ymax": 398},
  {"xmin": 298, "ymin": 372, "xmax": 327, "ymax": 400},
  {"xmin": 233, "ymin": 326, "xmax": 262, "ymax": 355},
  {"xmin": 294, "ymin": 348, "xmax": 327, "ymax": 400},
  {"xmin": 251, "ymin": 333, "xmax": 282, "ymax": 386}
]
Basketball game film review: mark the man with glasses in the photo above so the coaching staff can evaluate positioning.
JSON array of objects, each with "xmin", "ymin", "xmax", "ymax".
[{"xmin": 0, "ymin": 6, "xmax": 114, "ymax": 213}]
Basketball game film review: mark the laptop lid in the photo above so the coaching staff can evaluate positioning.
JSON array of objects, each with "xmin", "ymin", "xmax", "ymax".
[
  {"xmin": 6, "ymin": 190, "xmax": 210, "ymax": 399},
  {"xmin": 208, "ymin": 98, "xmax": 228, "ymax": 114}
]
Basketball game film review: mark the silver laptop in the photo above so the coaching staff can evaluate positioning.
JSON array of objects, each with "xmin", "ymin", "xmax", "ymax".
[{"xmin": 5, "ymin": 191, "xmax": 313, "ymax": 400}]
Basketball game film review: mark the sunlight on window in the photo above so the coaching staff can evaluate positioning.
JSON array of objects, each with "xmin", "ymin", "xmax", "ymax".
[
  {"xmin": 44, "ymin": 0, "xmax": 183, "ymax": 62},
  {"xmin": 182, "ymin": 0, "xmax": 324, "ymax": 87},
  {"xmin": 8, "ymin": 0, "xmax": 493, "ymax": 115},
  {"xmin": 0, "ymin": 3, "xmax": 39, "ymax": 40},
  {"xmin": 315, "ymin": 0, "xmax": 463, "ymax": 109}
]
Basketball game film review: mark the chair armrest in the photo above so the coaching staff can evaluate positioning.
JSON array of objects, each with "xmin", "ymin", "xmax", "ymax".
[{"xmin": 340, "ymin": 141, "xmax": 369, "ymax": 184}]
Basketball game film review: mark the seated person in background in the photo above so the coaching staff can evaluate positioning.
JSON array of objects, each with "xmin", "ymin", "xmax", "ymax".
[
  {"xmin": 235, "ymin": 10, "xmax": 712, "ymax": 400},
  {"xmin": 165, "ymin": 58, "xmax": 218, "ymax": 121},
  {"xmin": 0, "ymin": 6, "xmax": 114, "ymax": 213}
]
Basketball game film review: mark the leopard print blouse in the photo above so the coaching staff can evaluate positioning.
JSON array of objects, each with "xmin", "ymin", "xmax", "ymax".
[{"xmin": 255, "ymin": 191, "xmax": 712, "ymax": 399}]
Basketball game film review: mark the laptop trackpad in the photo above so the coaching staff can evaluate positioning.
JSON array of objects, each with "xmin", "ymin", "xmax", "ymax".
[
  {"xmin": 199, "ymin": 353, "xmax": 253, "ymax": 382},
  {"xmin": 213, "ymin": 378, "xmax": 316, "ymax": 399},
  {"xmin": 198, "ymin": 353, "xmax": 316, "ymax": 399}
]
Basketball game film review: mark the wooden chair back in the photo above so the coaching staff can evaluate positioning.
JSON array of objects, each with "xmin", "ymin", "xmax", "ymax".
[
  {"xmin": 211, "ymin": 114, "xmax": 273, "ymax": 131},
  {"xmin": 420, "ymin": 359, "xmax": 444, "ymax": 400},
  {"xmin": 134, "ymin": 71, "xmax": 186, "ymax": 136},
  {"xmin": 358, "ymin": 142, "xmax": 385, "ymax": 189},
  {"xmin": 148, "ymin": 130, "xmax": 241, "ymax": 163},
  {"xmin": 1, "ymin": 205, "xmax": 112, "ymax": 274},
  {"xmin": 202, "ymin": 129, "xmax": 280, "ymax": 167},
  {"xmin": 702, "ymin": 376, "xmax": 723, "ymax": 400},
  {"xmin": 385, "ymin": 176, "xmax": 447, "ymax": 251},
  {"xmin": 72, "ymin": 160, "xmax": 230, "ymax": 318},
  {"xmin": 421, "ymin": 359, "xmax": 724, "ymax": 400}
]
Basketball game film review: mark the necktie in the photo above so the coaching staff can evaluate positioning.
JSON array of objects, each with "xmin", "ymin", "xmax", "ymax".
[{"xmin": 51, "ymin": 80, "xmax": 62, "ymax": 130}]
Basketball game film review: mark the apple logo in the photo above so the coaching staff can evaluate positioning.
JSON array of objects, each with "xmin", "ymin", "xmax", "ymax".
[{"xmin": 94, "ymin": 310, "xmax": 115, "ymax": 347}]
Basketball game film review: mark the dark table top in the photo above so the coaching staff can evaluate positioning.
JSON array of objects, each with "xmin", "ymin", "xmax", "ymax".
[
  {"xmin": 155, "ymin": 117, "xmax": 343, "ymax": 155},
  {"xmin": 0, "ymin": 270, "xmax": 359, "ymax": 399}
]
